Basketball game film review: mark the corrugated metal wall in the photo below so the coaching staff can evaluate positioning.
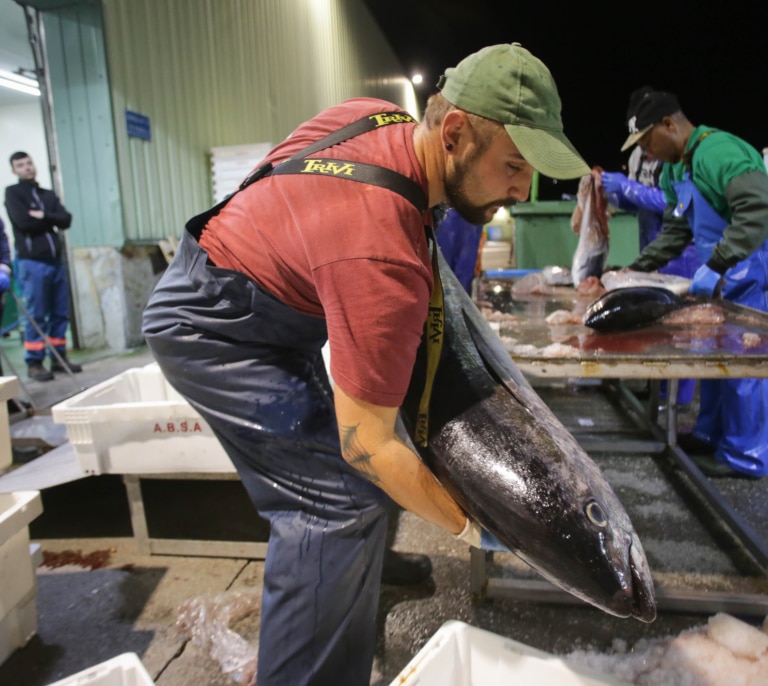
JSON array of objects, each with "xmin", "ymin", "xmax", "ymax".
[
  {"xmin": 102, "ymin": 0, "xmax": 418, "ymax": 243},
  {"xmin": 43, "ymin": 2, "xmax": 124, "ymax": 248}
]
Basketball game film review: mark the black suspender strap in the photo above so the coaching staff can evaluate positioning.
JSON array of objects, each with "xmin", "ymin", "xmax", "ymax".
[
  {"xmin": 682, "ymin": 130, "xmax": 716, "ymax": 173},
  {"xmin": 238, "ymin": 111, "xmax": 420, "ymax": 192},
  {"xmin": 186, "ymin": 111, "xmax": 425, "ymax": 236},
  {"xmin": 241, "ymin": 111, "xmax": 427, "ymax": 212},
  {"xmin": 268, "ymin": 157, "xmax": 428, "ymax": 212}
]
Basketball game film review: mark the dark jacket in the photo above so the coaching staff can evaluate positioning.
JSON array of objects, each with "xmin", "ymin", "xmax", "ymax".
[
  {"xmin": 0, "ymin": 218, "xmax": 11, "ymax": 269},
  {"xmin": 4, "ymin": 180, "xmax": 72, "ymax": 262}
]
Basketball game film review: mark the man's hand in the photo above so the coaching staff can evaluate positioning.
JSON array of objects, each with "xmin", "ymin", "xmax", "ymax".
[
  {"xmin": 690, "ymin": 264, "xmax": 723, "ymax": 297},
  {"xmin": 29, "ymin": 209, "xmax": 44, "ymax": 219}
]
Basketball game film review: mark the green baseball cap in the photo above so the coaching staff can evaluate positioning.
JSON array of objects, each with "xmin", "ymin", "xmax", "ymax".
[{"xmin": 438, "ymin": 43, "xmax": 590, "ymax": 179}]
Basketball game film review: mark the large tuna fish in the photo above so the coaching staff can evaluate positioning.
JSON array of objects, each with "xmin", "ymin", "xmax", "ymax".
[
  {"xmin": 571, "ymin": 168, "xmax": 610, "ymax": 287},
  {"xmin": 400, "ymin": 249, "xmax": 657, "ymax": 622},
  {"xmin": 584, "ymin": 286, "xmax": 684, "ymax": 332}
]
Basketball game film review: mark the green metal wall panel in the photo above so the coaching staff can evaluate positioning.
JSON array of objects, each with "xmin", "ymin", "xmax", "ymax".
[
  {"xmin": 101, "ymin": 0, "xmax": 417, "ymax": 243},
  {"xmin": 43, "ymin": 3, "xmax": 124, "ymax": 248}
]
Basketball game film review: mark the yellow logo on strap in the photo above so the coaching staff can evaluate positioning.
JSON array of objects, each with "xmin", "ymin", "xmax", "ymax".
[
  {"xmin": 426, "ymin": 305, "xmax": 443, "ymax": 345},
  {"xmin": 301, "ymin": 159, "xmax": 356, "ymax": 176},
  {"xmin": 368, "ymin": 113, "xmax": 415, "ymax": 127},
  {"xmin": 415, "ymin": 233, "xmax": 445, "ymax": 448}
]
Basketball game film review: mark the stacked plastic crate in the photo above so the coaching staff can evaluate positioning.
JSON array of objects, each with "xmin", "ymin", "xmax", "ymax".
[
  {"xmin": 0, "ymin": 377, "xmax": 18, "ymax": 473},
  {"xmin": 0, "ymin": 375, "xmax": 44, "ymax": 665},
  {"xmin": 0, "ymin": 490, "xmax": 43, "ymax": 664}
]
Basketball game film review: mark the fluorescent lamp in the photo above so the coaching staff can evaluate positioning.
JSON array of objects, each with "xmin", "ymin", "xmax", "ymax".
[{"xmin": 0, "ymin": 69, "xmax": 40, "ymax": 97}]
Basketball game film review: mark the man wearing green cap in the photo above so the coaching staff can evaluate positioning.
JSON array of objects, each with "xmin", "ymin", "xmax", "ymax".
[{"xmin": 143, "ymin": 43, "xmax": 588, "ymax": 685}]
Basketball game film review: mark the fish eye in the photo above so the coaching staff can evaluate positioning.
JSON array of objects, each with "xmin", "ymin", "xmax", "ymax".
[{"xmin": 585, "ymin": 500, "xmax": 608, "ymax": 527}]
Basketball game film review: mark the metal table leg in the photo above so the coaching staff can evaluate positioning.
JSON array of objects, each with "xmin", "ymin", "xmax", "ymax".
[{"xmin": 122, "ymin": 473, "xmax": 269, "ymax": 559}]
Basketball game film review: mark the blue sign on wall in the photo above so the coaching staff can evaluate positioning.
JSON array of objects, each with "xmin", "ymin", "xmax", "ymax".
[{"xmin": 125, "ymin": 110, "xmax": 151, "ymax": 141}]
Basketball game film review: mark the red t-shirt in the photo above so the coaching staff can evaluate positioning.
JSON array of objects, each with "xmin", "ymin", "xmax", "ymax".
[{"xmin": 200, "ymin": 98, "xmax": 432, "ymax": 407}]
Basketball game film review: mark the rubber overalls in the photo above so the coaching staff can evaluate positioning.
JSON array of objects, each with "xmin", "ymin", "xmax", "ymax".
[
  {"xmin": 142, "ymin": 113, "xmax": 430, "ymax": 685},
  {"xmin": 672, "ymin": 169, "xmax": 768, "ymax": 477}
]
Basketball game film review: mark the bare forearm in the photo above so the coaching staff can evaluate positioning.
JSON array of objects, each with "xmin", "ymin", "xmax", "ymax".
[{"xmin": 340, "ymin": 421, "xmax": 465, "ymax": 533}]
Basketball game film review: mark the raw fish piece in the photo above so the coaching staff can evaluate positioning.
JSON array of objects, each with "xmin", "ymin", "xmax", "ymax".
[
  {"xmin": 541, "ymin": 265, "xmax": 573, "ymax": 286},
  {"xmin": 602, "ymin": 269, "xmax": 692, "ymax": 296},
  {"xmin": 571, "ymin": 169, "xmax": 610, "ymax": 287}
]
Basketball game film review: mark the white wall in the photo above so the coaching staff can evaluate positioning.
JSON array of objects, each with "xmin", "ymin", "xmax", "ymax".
[{"xmin": 0, "ymin": 100, "xmax": 50, "ymax": 251}]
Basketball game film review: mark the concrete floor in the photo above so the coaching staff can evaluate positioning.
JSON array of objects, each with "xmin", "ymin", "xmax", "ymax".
[{"xmin": 0, "ymin": 339, "xmax": 766, "ymax": 685}]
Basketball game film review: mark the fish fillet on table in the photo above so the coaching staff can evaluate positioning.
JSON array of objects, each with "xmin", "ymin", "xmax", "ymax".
[
  {"xmin": 601, "ymin": 269, "xmax": 692, "ymax": 296},
  {"xmin": 399, "ymin": 249, "xmax": 657, "ymax": 622},
  {"xmin": 571, "ymin": 168, "xmax": 610, "ymax": 288}
]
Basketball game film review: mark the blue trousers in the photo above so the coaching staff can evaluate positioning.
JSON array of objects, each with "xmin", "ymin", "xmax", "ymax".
[
  {"xmin": 143, "ymin": 231, "xmax": 388, "ymax": 685},
  {"xmin": 17, "ymin": 258, "xmax": 70, "ymax": 364}
]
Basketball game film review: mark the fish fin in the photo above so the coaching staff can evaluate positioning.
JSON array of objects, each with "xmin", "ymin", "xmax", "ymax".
[
  {"xmin": 435, "ymin": 249, "xmax": 534, "ymax": 395},
  {"xmin": 462, "ymin": 308, "xmax": 534, "ymax": 398}
]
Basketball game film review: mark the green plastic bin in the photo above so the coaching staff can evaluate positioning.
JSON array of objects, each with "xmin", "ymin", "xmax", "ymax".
[{"xmin": 512, "ymin": 200, "xmax": 639, "ymax": 270}]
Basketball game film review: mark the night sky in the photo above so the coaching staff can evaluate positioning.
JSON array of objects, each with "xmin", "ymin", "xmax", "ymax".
[{"xmin": 362, "ymin": 0, "xmax": 768, "ymax": 200}]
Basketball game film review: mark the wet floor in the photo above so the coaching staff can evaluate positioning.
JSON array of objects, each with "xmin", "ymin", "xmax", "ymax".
[{"xmin": 0, "ymin": 348, "xmax": 766, "ymax": 685}]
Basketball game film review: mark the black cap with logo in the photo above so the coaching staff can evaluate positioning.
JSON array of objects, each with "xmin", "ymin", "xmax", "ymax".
[{"xmin": 621, "ymin": 87, "xmax": 681, "ymax": 151}]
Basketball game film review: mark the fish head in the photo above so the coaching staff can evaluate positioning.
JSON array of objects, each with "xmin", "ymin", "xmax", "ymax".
[
  {"xmin": 512, "ymin": 450, "xmax": 658, "ymax": 623},
  {"xmin": 430, "ymin": 388, "xmax": 656, "ymax": 623},
  {"xmin": 583, "ymin": 286, "xmax": 683, "ymax": 332}
]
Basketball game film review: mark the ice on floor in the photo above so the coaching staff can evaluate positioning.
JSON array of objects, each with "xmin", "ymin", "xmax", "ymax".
[{"xmin": 566, "ymin": 612, "xmax": 768, "ymax": 685}]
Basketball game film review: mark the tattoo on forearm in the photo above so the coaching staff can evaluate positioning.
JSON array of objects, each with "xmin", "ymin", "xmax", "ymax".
[{"xmin": 339, "ymin": 423, "xmax": 380, "ymax": 484}]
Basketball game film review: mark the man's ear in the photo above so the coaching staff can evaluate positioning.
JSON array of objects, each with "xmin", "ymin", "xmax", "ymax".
[
  {"xmin": 659, "ymin": 116, "xmax": 676, "ymax": 133},
  {"xmin": 442, "ymin": 109, "xmax": 469, "ymax": 152}
]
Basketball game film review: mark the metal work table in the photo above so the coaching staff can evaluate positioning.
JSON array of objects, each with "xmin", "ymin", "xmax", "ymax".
[
  {"xmin": 470, "ymin": 278, "xmax": 768, "ymax": 613},
  {"xmin": 478, "ymin": 279, "xmax": 768, "ymax": 381}
]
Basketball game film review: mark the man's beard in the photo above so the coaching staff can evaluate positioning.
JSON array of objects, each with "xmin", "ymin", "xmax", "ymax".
[{"xmin": 444, "ymin": 155, "xmax": 514, "ymax": 225}]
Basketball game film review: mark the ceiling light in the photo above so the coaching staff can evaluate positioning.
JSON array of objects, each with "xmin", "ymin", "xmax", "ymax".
[{"xmin": 0, "ymin": 69, "xmax": 40, "ymax": 97}]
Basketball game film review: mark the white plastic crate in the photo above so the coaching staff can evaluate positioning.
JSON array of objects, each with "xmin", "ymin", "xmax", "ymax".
[
  {"xmin": 481, "ymin": 241, "xmax": 512, "ymax": 270},
  {"xmin": 0, "ymin": 376, "xmax": 20, "ymax": 471},
  {"xmin": 0, "ymin": 587, "xmax": 37, "ymax": 666},
  {"xmin": 0, "ymin": 491, "xmax": 43, "ymax": 664},
  {"xmin": 390, "ymin": 621, "xmax": 630, "ymax": 686},
  {"xmin": 49, "ymin": 652, "xmax": 155, "ymax": 686},
  {"xmin": 51, "ymin": 364, "xmax": 235, "ymax": 475}
]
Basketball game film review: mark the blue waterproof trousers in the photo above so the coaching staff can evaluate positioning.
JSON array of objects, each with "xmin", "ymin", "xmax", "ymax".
[
  {"xmin": 17, "ymin": 257, "xmax": 70, "ymax": 364},
  {"xmin": 142, "ymin": 230, "xmax": 388, "ymax": 685},
  {"xmin": 673, "ymin": 174, "xmax": 768, "ymax": 477}
]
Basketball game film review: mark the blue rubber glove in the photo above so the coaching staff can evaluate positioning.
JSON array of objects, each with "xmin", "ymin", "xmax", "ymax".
[
  {"xmin": 690, "ymin": 264, "xmax": 723, "ymax": 297},
  {"xmin": 0, "ymin": 269, "xmax": 10, "ymax": 293},
  {"xmin": 480, "ymin": 529, "xmax": 509, "ymax": 552},
  {"xmin": 601, "ymin": 171, "xmax": 629, "ymax": 195},
  {"xmin": 602, "ymin": 172, "xmax": 666, "ymax": 213}
]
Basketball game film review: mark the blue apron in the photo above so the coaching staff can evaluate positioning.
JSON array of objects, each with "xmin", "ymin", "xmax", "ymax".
[
  {"xmin": 639, "ymin": 209, "xmax": 701, "ymax": 404},
  {"xmin": 673, "ymin": 172, "xmax": 768, "ymax": 477}
]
